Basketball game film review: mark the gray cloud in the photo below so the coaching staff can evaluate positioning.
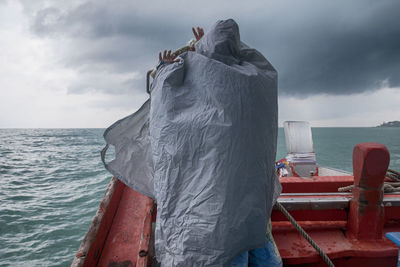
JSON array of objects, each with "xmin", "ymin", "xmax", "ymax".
[
  {"xmin": 32, "ymin": 3, "xmax": 187, "ymax": 42},
  {"xmin": 66, "ymin": 72, "xmax": 144, "ymax": 95},
  {"xmin": 27, "ymin": 0, "xmax": 400, "ymax": 96},
  {"xmin": 259, "ymin": 1, "xmax": 400, "ymax": 96},
  {"xmin": 27, "ymin": 0, "xmax": 196, "ymax": 96}
]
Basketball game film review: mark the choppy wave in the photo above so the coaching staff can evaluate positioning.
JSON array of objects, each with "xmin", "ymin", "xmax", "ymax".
[{"xmin": 0, "ymin": 129, "xmax": 111, "ymax": 267}]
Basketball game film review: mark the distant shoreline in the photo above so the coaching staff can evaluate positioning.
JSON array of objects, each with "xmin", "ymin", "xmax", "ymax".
[{"xmin": 377, "ymin": 121, "xmax": 400, "ymax": 127}]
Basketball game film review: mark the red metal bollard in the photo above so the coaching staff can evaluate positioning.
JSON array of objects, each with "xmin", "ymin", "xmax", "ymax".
[{"xmin": 347, "ymin": 143, "xmax": 390, "ymax": 240}]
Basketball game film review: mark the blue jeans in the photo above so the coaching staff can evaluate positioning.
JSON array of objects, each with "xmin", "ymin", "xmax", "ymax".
[{"xmin": 230, "ymin": 237, "xmax": 282, "ymax": 267}]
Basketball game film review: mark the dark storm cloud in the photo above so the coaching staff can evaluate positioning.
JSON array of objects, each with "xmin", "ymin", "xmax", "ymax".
[
  {"xmin": 28, "ymin": 0, "xmax": 400, "ymax": 96},
  {"xmin": 257, "ymin": 1, "xmax": 400, "ymax": 96},
  {"xmin": 28, "ymin": 0, "xmax": 197, "ymax": 95}
]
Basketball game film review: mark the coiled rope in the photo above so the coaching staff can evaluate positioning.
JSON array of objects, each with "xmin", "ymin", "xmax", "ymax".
[
  {"xmin": 338, "ymin": 169, "xmax": 400, "ymax": 193},
  {"xmin": 275, "ymin": 202, "xmax": 335, "ymax": 267},
  {"xmin": 386, "ymin": 169, "xmax": 400, "ymax": 182}
]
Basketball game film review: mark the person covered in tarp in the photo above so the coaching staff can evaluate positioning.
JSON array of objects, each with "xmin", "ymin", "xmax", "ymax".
[
  {"xmin": 155, "ymin": 22, "xmax": 282, "ymax": 267},
  {"xmin": 102, "ymin": 19, "xmax": 281, "ymax": 267}
]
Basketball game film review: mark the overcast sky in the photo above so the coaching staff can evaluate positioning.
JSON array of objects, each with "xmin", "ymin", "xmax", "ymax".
[{"xmin": 1, "ymin": 0, "xmax": 399, "ymax": 127}]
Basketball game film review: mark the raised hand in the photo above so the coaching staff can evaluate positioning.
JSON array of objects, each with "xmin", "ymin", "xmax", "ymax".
[
  {"xmin": 158, "ymin": 50, "xmax": 179, "ymax": 64},
  {"xmin": 192, "ymin": 27, "xmax": 204, "ymax": 41}
]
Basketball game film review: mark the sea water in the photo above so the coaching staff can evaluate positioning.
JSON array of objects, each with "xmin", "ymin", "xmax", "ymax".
[{"xmin": 1, "ymin": 128, "xmax": 400, "ymax": 266}]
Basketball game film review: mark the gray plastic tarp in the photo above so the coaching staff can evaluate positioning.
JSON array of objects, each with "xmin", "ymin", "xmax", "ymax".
[{"xmin": 102, "ymin": 19, "xmax": 281, "ymax": 267}]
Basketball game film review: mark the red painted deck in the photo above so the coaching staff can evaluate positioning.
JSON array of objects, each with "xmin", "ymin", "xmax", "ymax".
[
  {"xmin": 71, "ymin": 179, "xmax": 155, "ymax": 267},
  {"xmin": 97, "ymin": 187, "xmax": 153, "ymax": 267}
]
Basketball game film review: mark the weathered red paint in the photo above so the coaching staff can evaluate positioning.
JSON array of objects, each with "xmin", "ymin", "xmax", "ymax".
[
  {"xmin": 136, "ymin": 200, "xmax": 155, "ymax": 267},
  {"xmin": 347, "ymin": 143, "xmax": 389, "ymax": 240},
  {"xmin": 97, "ymin": 184, "xmax": 154, "ymax": 267},
  {"xmin": 77, "ymin": 178, "xmax": 125, "ymax": 267},
  {"xmin": 280, "ymin": 176, "xmax": 354, "ymax": 193},
  {"xmin": 272, "ymin": 220, "xmax": 347, "ymax": 232},
  {"xmin": 385, "ymin": 204, "xmax": 400, "ymax": 225},
  {"xmin": 273, "ymin": 229, "xmax": 398, "ymax": 266},
  {"xmin": 272, "ymin": 209, "xmax": 348, "ymax": 222}
]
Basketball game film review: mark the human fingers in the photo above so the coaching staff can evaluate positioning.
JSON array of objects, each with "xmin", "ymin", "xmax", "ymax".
[
  {"xmin": 159, "ymin": 52, "xmax": 162, "ymax": 61},
  {"xmin": 167, "ymin": 50, "xmax": 172, "ymax": 59},
  {"xmin": 192, "ymin": 27, "xmax": 199, "ymax": 40},
  {"xmin": 198, "ymin": 27, "xmax": 204, "ymax": 37},
  {"xmin": 163, "ymin": 50, "xmax": 167, "ymax": 59}
]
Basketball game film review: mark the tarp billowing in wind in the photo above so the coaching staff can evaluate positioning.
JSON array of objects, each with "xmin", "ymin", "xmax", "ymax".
[{"xmin": 102, "ymin": 19, "xmax": 281, "ymax": 266}]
